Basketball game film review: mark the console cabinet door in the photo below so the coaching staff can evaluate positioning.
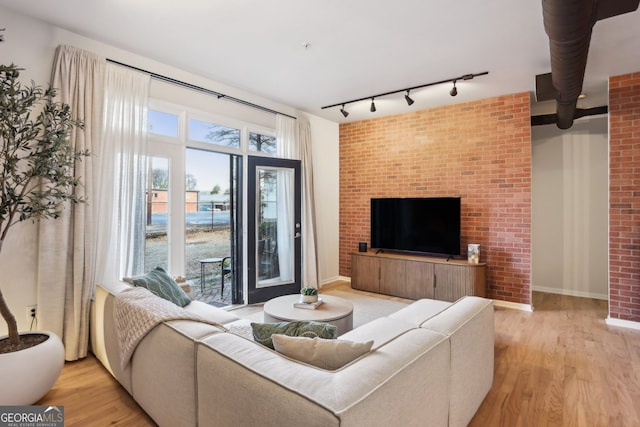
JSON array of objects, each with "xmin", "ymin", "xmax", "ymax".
[
  {"xmin": 405, "ymin": 261, "xmax": 435, "ymax": 299},
  {"xmin": 433, "ymin": 264, "xmax": 482, "ymax": 302},
  {"xmin": 380, "ymin": 258, "xmax": 406, "ymax": 297},
  {"xmin": 351, "ymin": 254, "xmax": 380, "ymax": 293},
  {"xmin": 434, "ymin": 264, "xmax": 459, "ymax": 302}
]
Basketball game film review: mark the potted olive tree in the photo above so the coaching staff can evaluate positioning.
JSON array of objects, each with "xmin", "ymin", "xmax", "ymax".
[{"xmin": 0, "ymin": 63, "xmax": 89, "ymax": 404}]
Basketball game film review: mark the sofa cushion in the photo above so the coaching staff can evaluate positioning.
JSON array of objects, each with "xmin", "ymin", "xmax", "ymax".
[
  {"xmin": 388, "ymin": 298, "xmax": 452, "ymax": 327},
  {"xmin": 196, "ymin": 327, "xmax": 451, "ymax": 426},
  {"xmin": 271, "ymin": 334, "xmax": 374, "ymax": 370},
  {"xmin": 250, "ymin": 321, "xmax": 337, "ymax": 349},
  {"xmin": 420, "ymin": 296, "xmax": 495, "ymax": 427},
  {"xmin": 126, "ymin": 266, "xmax": 191, "ymax": 307},
  {"xmin": 338, "ymin": 316, "xmax": 416, "ymax": 350}
]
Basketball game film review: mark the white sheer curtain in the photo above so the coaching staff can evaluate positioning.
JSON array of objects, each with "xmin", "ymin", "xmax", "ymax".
[
  {"xmin": 275, "ymin": 116, "xmax": 297, "ymax": 282},
  {"xmin": 276, "ymin": 114, "xmax": 319, "ymax": 288},
  {"xmin": 96, "ymin": 65, "xmax": 150, "ymax": 283},
  {"xmin": 38, "ymin": 45, "xmax": 149, "ymax": 360},
  {"xmin": 298, "ymin": 116, "xmax": 319, "ymax": 288}
]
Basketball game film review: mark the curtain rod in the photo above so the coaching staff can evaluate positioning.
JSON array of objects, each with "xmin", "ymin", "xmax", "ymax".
[{"xmin": 106, "ymin": 58, "xmax": 297, "ymax": 120}]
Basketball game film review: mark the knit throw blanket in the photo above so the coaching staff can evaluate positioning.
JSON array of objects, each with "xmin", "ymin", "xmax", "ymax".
[{"xmin": 113, "ymin": 287, "xmax": 225, "ymax": 368}]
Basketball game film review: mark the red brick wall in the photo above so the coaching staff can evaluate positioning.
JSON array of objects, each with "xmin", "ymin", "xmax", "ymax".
[
  {"xmin": 609, "ymin": 72, "xmax": 640, "ymax": 321},
  {"xmin": 339, "ymin": 93, "xmax": 532, "ymax": 304}
]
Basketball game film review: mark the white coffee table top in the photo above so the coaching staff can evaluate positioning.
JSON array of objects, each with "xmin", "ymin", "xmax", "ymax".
[{"xmin": 263, "ymin": 294, "xmax": 354, "ymax": 324}]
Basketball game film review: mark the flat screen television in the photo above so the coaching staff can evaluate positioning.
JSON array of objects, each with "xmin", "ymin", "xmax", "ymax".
[{"xmin": 371, "ymin": 197, "xmax": 461, "ymax": 257}]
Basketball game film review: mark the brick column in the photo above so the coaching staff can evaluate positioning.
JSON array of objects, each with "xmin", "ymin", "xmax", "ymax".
[{"xmin": 609, "ymin": 72, "xmax": 640, "ymax": 321}]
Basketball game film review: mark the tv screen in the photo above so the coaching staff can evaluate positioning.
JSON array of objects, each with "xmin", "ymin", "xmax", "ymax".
[{"xmin": 371, "ymin": 197, "xmax": 461, "ymax": 256}]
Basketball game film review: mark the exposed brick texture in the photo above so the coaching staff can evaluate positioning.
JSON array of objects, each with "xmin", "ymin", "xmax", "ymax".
[
  {"xmin": 339, "ymin": 93, "xmax": 532, "ymax": 304},
  {"xmin": 609, "ymin": 72, "xmax": 640, "ymax": 322}
]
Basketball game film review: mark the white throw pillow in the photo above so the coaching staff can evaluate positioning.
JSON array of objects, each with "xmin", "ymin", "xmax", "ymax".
[{"xmin": 271, "ymin": 334, "xmax": 374, "ymax": 370}]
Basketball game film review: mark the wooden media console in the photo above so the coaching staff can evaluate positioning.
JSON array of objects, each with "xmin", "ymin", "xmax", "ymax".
[{"xmin": 351, "ymin": 251, "xmax": 486, "ymax": 301}]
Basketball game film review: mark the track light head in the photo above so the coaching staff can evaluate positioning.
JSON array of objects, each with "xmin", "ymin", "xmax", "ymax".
[
  {"xmin": 340, "ymin": 104, "xmax": 349, "ymax": 118},
  {"xmin": 450, "ymin": 80, "xmax": 458, "ymax": 97},
  {"xmin": 370, "ymin": 98, "xmax": 376, "ymax": 113},
  {"xmin": 405, "ymin": 90, "xmax": 414, "ymax": 106}
]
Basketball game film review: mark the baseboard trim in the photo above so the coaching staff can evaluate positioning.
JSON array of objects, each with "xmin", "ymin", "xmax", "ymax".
[
  {"xmin": 492, "ymin": 299, "xmax": 534, "ymax": 312},
  {"xmin": 606, "ymin": 317, "xmax": 640, "ymax": 330},
  {"xmin": 533, "ymin": 286, "xmax": 608, "ymax": 301},
  {"xmin": 319, "ymin": 276, "xmax": 351, "ymax": 288}
]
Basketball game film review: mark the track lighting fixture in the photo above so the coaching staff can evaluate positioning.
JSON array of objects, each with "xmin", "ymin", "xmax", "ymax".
[
  {"xmin": 321, "ymin": 71, "xmax": 488, "ymax": 117},
  {"xmin": 404, "ymin": 90, "xmax": 414, "ymax": 106},
  {"xmin": 450, "ymin": 80, "xmax": 458, "ymax": 97}
]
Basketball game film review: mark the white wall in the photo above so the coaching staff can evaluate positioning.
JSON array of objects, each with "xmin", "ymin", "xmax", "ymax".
[
  {"xmin": 0, "ymin": 7, "xmax": 55, "ymax": 337},
  {"xmin": 531, "ymin": 116, "xmax": 608, "ymax": 300},
  {"xmin": 0, "ymin": 5, "xmax": 341, "ymax": 335},
  {"xmin": 305, "ymin": 114, "xmax": 340, "ymax": 285}
]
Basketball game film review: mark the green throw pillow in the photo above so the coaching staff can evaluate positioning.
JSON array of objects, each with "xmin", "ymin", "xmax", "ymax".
[
  {"xmin": 250, "ymin": 321, "xmax": 338, "ymax": 349},
  {"xmin": 131, "ymin": 266, "xmax": 191, "ymax": 307}
]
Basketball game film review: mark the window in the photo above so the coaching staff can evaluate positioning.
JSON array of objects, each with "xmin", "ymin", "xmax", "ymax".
[
  {"xmin": 145, "ymin": 156, "xmax": 169, "ymax": 272},
  {"xmin": 148, "ymin": 110, "xmax": 179, "ymax": 137},
  {"xmin": 189, "ymin": 118, "xmax": 240, "ymax": 148},
  {"xmin": 249, "ymin": 131, "xmax": 277, "ymax": 155}
]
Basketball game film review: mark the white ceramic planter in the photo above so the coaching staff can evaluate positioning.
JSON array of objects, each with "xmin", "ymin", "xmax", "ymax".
[
  {"xmin": 0, "ymin": 331, "xmax": 65, "ymax": 405},
  {"xmin": 301, "ymin": 294, "xmax": 318, "ymax": 303}
]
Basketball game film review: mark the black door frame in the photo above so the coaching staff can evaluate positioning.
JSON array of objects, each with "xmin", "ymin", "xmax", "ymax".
[
  {"xmin": 246, "ymin": 156, "xmax": 301, "ymax": 304},
  {"xmin": 228, "ymin": 154, "xmax": 243, "ymax": 304}
]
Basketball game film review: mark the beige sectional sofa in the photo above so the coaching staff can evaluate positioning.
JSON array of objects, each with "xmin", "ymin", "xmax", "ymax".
[{"xmin": 90, "ymin": 282, "xmax": 494, "ymax": 427}]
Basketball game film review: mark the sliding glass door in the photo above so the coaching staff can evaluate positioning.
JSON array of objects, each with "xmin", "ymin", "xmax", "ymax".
[{"xmin": 143, "ymin": 144, "xmax": 242, "ymax": 306}]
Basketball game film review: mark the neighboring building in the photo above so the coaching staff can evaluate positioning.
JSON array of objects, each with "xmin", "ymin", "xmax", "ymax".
[{"xmin": 148, "ymin": 190, "xmax": 200, "ymax": 213}]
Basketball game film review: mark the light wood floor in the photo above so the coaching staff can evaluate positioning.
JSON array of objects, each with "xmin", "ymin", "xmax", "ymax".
[
  {"xmin": 37, "ymin": 285, "xmax": 640, "ymax": 426},
  {"xmin": 471, "ymin": 292, "xmax": 640, "ymax": 427}
]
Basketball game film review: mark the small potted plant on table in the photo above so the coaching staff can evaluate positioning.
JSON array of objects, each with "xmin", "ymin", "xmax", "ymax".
[{"xmin": 300, "ymin": 286, "xmax": 318, "ymax": 304}]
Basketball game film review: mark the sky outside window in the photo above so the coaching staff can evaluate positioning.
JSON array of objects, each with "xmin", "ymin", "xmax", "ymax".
[{"xmin": 148, "ymin": 110, "xmax": 179, "ymax": 137}]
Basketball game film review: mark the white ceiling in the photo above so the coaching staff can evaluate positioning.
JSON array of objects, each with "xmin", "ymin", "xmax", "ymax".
[{"xmin": 2, "ymin": 0, "xmax": 640, "ymax": 123}]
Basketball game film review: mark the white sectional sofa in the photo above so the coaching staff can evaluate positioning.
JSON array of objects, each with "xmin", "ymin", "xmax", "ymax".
[{"xmin": 90, "ymin": 282, "xmax": 494, "ymax": 427}]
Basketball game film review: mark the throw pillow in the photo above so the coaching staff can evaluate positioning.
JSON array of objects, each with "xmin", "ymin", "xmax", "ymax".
[
  {"xmin": 129, "ymin": 266, "xmax": 191, "ymax": 307},
  {"xmin": 271, "ymin": 334, "xmax": 374, "ymax": 370},
  {"xmin": 250, "ymin": 320, "xmax": 337, "ymax": 349}
]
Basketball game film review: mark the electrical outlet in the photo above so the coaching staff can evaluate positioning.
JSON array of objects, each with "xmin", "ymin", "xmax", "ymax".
[{"xmin": 26, "ymin": 305, "xmax": 37, "ymax": 322}]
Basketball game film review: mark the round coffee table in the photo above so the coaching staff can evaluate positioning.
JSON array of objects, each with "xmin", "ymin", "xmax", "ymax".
[{"xmin": 263, "ymin": 294, "xmax": 354, "ymax": 335}]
